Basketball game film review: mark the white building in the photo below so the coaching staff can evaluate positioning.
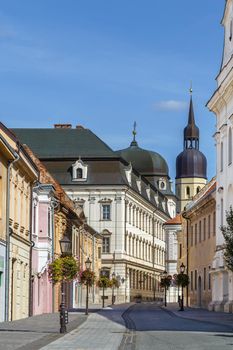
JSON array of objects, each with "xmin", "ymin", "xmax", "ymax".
[
  {"xmin": 13, "ymin": 124, "xmax": 176, "ymax": 304},
  {"xmin": 207, "ymin": 0, "xmax": 233, "ymax": 312}
]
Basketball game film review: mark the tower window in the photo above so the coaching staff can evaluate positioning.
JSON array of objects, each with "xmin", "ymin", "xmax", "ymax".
[
  {"xmin": 196, "ymin": 186, "xmax": 201, "ymax": 194},
  {"xmin": 186, "ymin": 186, "xmax": 190, "ymax": 198}
]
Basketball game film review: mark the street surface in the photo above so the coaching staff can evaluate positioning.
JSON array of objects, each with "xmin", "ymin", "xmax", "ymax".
[
  {"xmin": 120, "ymin": 303, "xmax": 233, "ymax": 350},
  {"xmin": 1, "ymin": 303, "xmax": 233, "ymax": 349}
]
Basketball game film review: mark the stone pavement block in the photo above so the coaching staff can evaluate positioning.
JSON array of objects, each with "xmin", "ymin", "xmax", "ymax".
[{"xmin": 41, "ymin": 309, "xmax": 127, "ymax": 350}]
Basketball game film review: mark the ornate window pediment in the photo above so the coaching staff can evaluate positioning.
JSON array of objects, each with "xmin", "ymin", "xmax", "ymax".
[{"xmin": 72, "ymin": 158, "xmax": 88, "ymax": 182}]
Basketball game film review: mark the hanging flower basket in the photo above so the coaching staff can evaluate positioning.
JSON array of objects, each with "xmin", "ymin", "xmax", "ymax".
[
  {"xmin": 48, "ymin": 256, "xmax": 79, "ymax": 284},
  {"xmin": 79, "ymin": 269, "xmax": 96, "ymax": 286}
]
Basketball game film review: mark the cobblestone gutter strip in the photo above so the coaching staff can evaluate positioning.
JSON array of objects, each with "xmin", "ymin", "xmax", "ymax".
[
  {"xmin": 119, "ymin": 304, "xmax": 137, "ymax": 350},
  {"xmin": 16, "ymin": 315, "xmax": 87, "ymax": 350},
  {"xmin": 160, "ymin": 306, "xmax": 233, "ymax": 332}
]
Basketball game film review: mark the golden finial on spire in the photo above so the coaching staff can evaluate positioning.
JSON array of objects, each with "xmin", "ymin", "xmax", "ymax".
[
  {"xmin": 189, "ymin": 81, "xmax": 193, "ymax": 96},
  {"xmin": 132, "ymin": 121, "xmax": 137, "ymax": 141}
]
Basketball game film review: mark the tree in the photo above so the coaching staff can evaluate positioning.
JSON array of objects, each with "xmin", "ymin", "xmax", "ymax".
[
  {"xmin": 221, "ymin": 206, "xmax": 233, "ymax": 271},
  {"xmin": 48, "ymin": 256, "xmax": 79, "ymax": 284}
]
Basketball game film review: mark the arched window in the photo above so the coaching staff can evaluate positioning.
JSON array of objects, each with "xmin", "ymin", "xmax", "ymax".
[
  {"xmin": 220, "ymin": 142, "xmax": 224, "ymax": 171},
  {"xmin": 76, "ymin": 168, "xmax": 83, "ymax": 179},
  {"xmin": 186, "ymin": 186, "xmax": 190, "ymax": 198},
  {"xmin": 196, "ymin": 186, "xmax": 201, "ymax": 194},
  {"xmin": 228, "ymin": 128, "xmax": 232, "ymax": 165}
]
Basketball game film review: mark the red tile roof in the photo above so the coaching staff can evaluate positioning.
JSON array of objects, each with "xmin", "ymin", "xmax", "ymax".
[{"xmin": 165, "ymin": 214, "xmax": 182, "ymax": 225}]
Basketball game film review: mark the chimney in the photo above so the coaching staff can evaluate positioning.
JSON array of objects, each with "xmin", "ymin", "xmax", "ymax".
[{"xmin": 54, "ymin": 124, "xmax": 72, "ymax": 129}]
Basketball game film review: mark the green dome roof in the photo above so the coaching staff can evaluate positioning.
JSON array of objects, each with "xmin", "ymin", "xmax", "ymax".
[{"xmin": 116, "ymin": 140, "xmax": 169, "ymax": 176}]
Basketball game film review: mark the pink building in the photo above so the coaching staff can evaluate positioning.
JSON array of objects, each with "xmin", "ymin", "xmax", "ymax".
[{"xmin": 31, "ymin": 184, "xmax": 56, "ymax": 315}]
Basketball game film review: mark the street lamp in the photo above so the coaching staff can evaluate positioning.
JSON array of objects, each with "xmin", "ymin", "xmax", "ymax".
[
  {"xmin": 85, "ymin": 257, "xmax": 92, "ymax": 315},
  {"xmin": 161, "ymin": 270, "xmax": 168, "ymax": 307},
  {"xmin": 59, "ymin": 235, "xmax": 72, "ymax": 333},
  {"xmin": 111, "ymin": 272, "xmax": 116, "ymax": 305},
  {"xmin": 180, "ymin": 263, "xmax": 185, "ymax": 311},
  {"xmin": 59, "ymin": 236, "xmax": 72, "ymax": 256}
]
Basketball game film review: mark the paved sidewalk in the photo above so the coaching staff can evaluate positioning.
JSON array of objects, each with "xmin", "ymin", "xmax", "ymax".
[
  {"xmin": 40, "ymin": 304, "xmax": 131, "ymax": 350},
  {"xmin": 0, "ymin": 312, "xmax": 87, "ymax": 350},
  {"xmin": 162, "ymin": 302, "xmax": 233, "ymax": 331}
]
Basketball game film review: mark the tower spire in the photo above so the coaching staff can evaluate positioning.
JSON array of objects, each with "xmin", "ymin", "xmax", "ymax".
[
  {"xmin": 183, "ymin": 87, "xmax": 199, "ymax": 150},
  {"xmin": 130, "ymin": 121, "xmax": 138, "ymax": 147}
]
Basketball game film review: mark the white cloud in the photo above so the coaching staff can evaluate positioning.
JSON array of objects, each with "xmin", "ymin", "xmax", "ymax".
[{"xmin": 154, "ymin": 100, "xmax": 187, "ymax": 112}]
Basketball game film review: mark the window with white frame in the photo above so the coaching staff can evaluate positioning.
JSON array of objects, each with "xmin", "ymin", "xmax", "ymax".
[
  {"xmin": 102, "ymin": 237, "xmax": 110, "ymax": 253},
  {"xmin": 101, "ymin": 204, "xmax": 111, "ymax": 220}
]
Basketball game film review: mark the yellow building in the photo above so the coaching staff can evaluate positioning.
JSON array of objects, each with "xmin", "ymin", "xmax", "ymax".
[
  {"xmin": 178, "ymin": 178, "xmax": 216, "ymax": 309},
  {"xmin": 0, "ymin": 128, "xmax": 17, "ymax": 322},
  {"xmin": 0, "ymin": 123, "xmax": 39, "ymax": 321}
]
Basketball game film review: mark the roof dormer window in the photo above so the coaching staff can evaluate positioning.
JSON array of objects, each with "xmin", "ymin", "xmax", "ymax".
[
  {"xmin": 158, "ymin": 178, "xmax": 166, "ymax": 191},
  {"xmin": 72, "ymin": 157, "xmax": 88, "ymax": 182}
]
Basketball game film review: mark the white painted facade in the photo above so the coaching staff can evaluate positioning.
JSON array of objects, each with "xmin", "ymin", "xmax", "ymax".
[
  {"xmin": 207, "ymin": 0, "xmax": 233, "ymax": 312},
  {"xmin": 163, "ymin": 222, "xmax": 181, "ymax": 302},
  {"xmin": 66, "ymin": 183, "xmax": 171, "ymax": 303}
]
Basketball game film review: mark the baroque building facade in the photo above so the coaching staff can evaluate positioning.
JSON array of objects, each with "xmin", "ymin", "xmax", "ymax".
[
  {"xmin": 25, "ymin": 147, "xmax": 102, "ymax": 313},
  {"xmin": 13, "ymin": 124, "xmax": 176, "ymax": 303},
  {"xmin": 0, "ymin": 126, "xmax": 18, "ymax": 322},
  {"xmin": 0, "ymin": 123, "xmax": 39, "ymax": 321},
  {"xmin": 207, "ymin": 0, "xmax": 233, "ymax": 312}
]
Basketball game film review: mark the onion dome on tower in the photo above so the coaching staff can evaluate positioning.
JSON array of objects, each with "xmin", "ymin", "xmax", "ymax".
[
  {"xmin": 176, "ymin": 95, "xmax": 207, "ymax": 179},
  {"xmin": 175, "ymin": 90, "xmax": 207, "ymax": 213},
  {"xmin": 116, "ymin": 122, "xmax": 173, "ymax": 195}
]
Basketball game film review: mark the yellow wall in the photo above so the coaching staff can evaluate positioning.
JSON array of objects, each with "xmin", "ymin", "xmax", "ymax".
[{"xmin": 176, "ymin": 177, "xmax": 207, "ymax": 212}]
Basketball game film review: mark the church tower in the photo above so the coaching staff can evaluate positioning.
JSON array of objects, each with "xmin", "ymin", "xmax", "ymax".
[{"xmin": 175, "ymin": 93, "xmax": 207, "ymax": 212}]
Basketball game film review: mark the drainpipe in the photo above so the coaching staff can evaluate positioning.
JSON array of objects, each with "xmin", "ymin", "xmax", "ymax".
[
  {"xmin": 51, "ymin": 198, "xmax": 59, "ymax": 313},
  {"xmin": 29, "ymin": 183, "xmax": 36, "ymax": 317},
  {"xmin": 5, "ymin": 153, "xmax": 19, "ymax": 321}
]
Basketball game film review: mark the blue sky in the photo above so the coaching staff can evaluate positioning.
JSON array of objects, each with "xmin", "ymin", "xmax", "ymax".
[{"xmin": 0, "ymin": 0, "xmax": 225, "ymax": 182}]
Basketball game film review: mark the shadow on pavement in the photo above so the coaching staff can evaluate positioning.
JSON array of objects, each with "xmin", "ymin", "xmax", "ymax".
[{"xmin": 97, "ymin": 302, "xmax": 233, "ymax": 334}]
